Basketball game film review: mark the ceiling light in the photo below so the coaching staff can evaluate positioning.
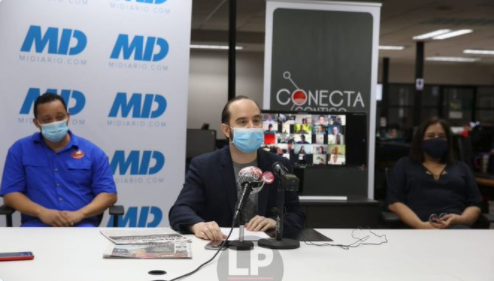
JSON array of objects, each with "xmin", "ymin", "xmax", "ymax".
[
  {"xmin": 413, "ymin": 29, "xmax": 451, "ymax": 40},
  {"xmin": 379, "ymin": 46, "xmax": 405, "ymax": 50},
  {"xmin": 464, "ymin": 49, "xmax": 494, "ymax": 55},
  {"xmin": 432, "ymin": 29, "xmax": 472, "ymax": 40},
  {"xmin": 426, "ymin": 56, "xmax": 480, "ymax": 62},
  {"xmin": 190, "ymin": 44, "xmax": 243, "ymax": 50}
]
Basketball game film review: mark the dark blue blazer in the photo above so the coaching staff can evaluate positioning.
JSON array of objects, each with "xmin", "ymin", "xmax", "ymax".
[{"xmin": 169, "ymin": 146, "xmax": 304, "ymax": 238}]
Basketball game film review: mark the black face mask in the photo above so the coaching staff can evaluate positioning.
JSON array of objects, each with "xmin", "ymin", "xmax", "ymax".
[{"xmin": 422, "ymin": 138, "xmax": 449, "ymax": 159}]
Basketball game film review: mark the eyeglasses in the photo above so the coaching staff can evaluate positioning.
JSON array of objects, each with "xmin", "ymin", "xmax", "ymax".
[{"xmin": 429, "ymin": 213, "xmax": 447, "ymax": 222}]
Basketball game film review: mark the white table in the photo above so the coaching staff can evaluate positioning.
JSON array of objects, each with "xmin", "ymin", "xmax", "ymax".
[{"xmin": 0, "ymin": 228, "xmax": 493, "ymax": 281}]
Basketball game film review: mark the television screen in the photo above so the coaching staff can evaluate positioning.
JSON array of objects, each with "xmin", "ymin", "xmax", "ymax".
[{"xmin": 261, "ymin": 111, "xmax": 368, "ymax": 168}]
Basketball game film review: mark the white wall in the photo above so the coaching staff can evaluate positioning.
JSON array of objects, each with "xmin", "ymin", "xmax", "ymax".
[
  {"xmin": 187, "ymin": 50, "xmax": 264, "ymax": 135},
  {"xmin": 188, "ymin": 50, "xmax": 494, "ymax": 138}
]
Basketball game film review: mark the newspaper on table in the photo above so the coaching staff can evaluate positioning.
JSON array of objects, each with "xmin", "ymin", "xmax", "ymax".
[
  {"xmin": 103, "ymin": 241, "xmax": 192, "ymax": 259},
  {"xmin": 100, "ymin": 229, "xmax": 191, "ymax": 245}
]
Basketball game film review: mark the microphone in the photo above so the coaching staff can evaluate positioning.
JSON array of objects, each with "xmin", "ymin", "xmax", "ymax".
[
  {"xmin": 230, "ymin": 166, "xmax": 265, "ymax": 251},
  {"xmin": 238, "ymin": 166, "xmax": 264, "ymax": 193},
  {"xmin": 234, "ymin": 166, "xmax": 264, "ymax": 221},
  {"xmin": 272, "ymin": 162, "xmax": 289, "ymax": 176},
  {"xmin": 258, "ymin": 162, "xmax": 300, "ymax": 250},
  {"xmin": 271, "ymin": 162, "xmax": 299, "ymax": 191}
]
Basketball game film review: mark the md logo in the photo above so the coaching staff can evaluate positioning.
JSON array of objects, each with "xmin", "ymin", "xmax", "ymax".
[
  {"xmin": 108, "ymin": 206, "xmax": 162, "ymax": 227},
  {"xmin": 20, "ymin": 88, "xmax": 86, "ymax": 115},
  {"xmin": 111, "ymin": 150, "xmax": 165, "ymax": 175},
  {"xmin": 110, "ymin": 34, "xmax": 168, "ymax": 61},
  {"xmin": 21, "ymin": 25, "xmax": 87, "ymax": 55},
  {"xmin": 114, "ymin": 0, "xmax": 168, "ymax": 3},
  {"xmin": 108, "ymin": 93, "xmax": 167, "ymax": 118}
]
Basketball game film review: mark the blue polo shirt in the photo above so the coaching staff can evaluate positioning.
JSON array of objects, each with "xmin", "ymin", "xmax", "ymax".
[{"xmin": 0, "ymin": 131, "xmax": 117, "ymax": 227}]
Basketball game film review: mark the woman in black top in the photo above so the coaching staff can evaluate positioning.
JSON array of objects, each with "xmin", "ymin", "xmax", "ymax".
[{"xmin": 387, "ymin": 117, "xmax": 482, "ymax": 229}]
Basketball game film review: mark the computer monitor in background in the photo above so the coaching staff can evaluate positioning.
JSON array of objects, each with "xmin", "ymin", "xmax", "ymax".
[
  {"xmin": 261, "ymin": 111, "xmax": 368, "ymax": 196},
  {"xmin": 186, "ymin": 129, "xmax": 217, "ymax": 161}
]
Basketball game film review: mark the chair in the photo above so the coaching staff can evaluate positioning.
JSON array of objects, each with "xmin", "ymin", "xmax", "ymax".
[
  {"xmin": 454, "ymin": 135, "xmax": 474, "ymax": 169},
  {"xmin": 0, "ymin": 204, "xmax": 124, "ymax": 227},
  {"xmin": 0, "ymin": 204, "xmax": 14, "ymax": 227},
  {"xmin": 186, "ymin": 129, "xmax": 217, "ymax": 162}
]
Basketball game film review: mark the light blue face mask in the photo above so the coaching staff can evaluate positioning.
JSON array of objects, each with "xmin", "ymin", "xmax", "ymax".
[
  {"xmin": 230, "ymin": 127, "xmax": 264, "ymax": 153},
  {"xmin": 40, "ymin": 119, "xmax": 69, "ymax": 143}
]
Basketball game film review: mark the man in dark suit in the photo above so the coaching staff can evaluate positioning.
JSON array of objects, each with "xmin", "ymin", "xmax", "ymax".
[{"xmin": 169, "ymin": 96, "xmax": 304, "ymax": 240}]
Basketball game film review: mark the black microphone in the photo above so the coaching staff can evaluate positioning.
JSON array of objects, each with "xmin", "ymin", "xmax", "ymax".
[
  {"xmin": 272, "ymin": 162, "xmax": 299, "ymax": 191},
  {"xmin": 258, "ymin": 162, "xmax": 300, "ymax": 250},
  {"xmin": 272, "ymin": 161, "xmax": 289, "ymax": 176}
]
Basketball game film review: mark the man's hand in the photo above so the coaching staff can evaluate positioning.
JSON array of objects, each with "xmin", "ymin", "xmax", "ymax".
[
  {"xmin": 38, "ymin": 209, "xmax": 71, "ymax": 227},
  {"xmin": 245, "ymin": 215, "xmax": 276, "ymax": 232},
  {"xmin": 62, "ymin": 210, "xmax": 86, "ymax": 227},
  {"xmin": 190, "ymin": 221, "xmax": 226, "ymax": 240}
]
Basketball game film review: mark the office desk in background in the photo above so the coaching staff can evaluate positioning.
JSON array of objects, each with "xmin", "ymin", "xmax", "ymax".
[
  {"xmin": 1, "ymin": 228, "xmax": 493, "ymax": 281},
  {"xmin": 476, "ymin": 176, "xmax": 494, "ymax": 188},
  {"xmin": 300, "ymin": 196, "xmax": 380, "ymax": 228}
]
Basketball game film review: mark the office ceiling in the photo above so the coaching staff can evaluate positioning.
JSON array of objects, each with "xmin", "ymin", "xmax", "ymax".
[{"xmin": 191, "ymin": 0, "xmax": 494, "ymax": 64}]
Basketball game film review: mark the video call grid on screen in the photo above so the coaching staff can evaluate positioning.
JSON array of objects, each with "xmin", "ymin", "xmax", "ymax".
[{"xmin": 261, "ymin": 111, "xmax": 368, "ymax": 168}]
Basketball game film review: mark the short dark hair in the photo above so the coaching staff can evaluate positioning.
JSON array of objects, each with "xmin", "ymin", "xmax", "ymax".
[
  {"xmin": 409, "ymin": 117, "xmax": 456, "ymax": 165},
  {"xmin": 34, "ymin": 93, "xmax": 68, "ymax": 118},
  {"xmin": 221, "ymin": 95, "xmax": 261, "ymax": 125}
]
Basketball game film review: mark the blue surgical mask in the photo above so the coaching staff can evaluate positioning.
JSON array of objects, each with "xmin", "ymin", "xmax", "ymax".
[
  {"xmin": 422, "ymin": 138, "xmax": 449, "ymax": 159},
  {"xmin": 40, "ymin": 120, "xmax": 69, "ymax": 143},
  {"xmin": 230, "ymin": 127, "xmax": 264, "ymax": 153}
]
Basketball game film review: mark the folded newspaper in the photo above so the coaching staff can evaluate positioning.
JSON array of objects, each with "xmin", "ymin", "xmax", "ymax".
[
  {"xmin": 103, "ymin": 242, "xmax": 192, "ymax": 259},
  {"xmin": 100, "ymin": 229, "xmax": 191, "ymax": 244},
  {"xmin": 100, "ymin": 229, "xmax": 192, "ymax": 259}
]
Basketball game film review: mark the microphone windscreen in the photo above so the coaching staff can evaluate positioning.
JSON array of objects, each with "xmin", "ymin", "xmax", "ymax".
[
  {"xmin": 238, "ymin": 166, "xmax": 262, "ymax": 183},
  {"xmin": 238, "ymin": 166, "xmax": 264, "ymax": 194}
]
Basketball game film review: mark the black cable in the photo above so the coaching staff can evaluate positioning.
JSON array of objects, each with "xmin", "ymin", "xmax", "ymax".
[
  {"xmin": 165, "ymin": 208, "xmax": 244, "ymax": 281},
  {"xmin": 166, "ymin": 227, "xmax": 234, "ymax": 281}
]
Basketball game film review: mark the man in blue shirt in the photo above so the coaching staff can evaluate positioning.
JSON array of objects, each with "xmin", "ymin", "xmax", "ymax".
[{"xmin": 0, "ymin": 93, "xmax": 117, "ymax": 227}]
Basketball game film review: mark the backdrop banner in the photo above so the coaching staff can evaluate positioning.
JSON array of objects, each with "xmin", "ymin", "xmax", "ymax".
[
  {"xmin": 263, "ymin": 0, "xmax": 380, "ymax": 198},
  {"xmin": 0, "ymin": 0, "xmax": 192, "ymax": 227}
]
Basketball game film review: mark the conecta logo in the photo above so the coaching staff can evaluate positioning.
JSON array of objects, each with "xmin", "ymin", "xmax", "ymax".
[{"xmin": 276, "ymin": 71, "xmax": 365, "ymax": 111}]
